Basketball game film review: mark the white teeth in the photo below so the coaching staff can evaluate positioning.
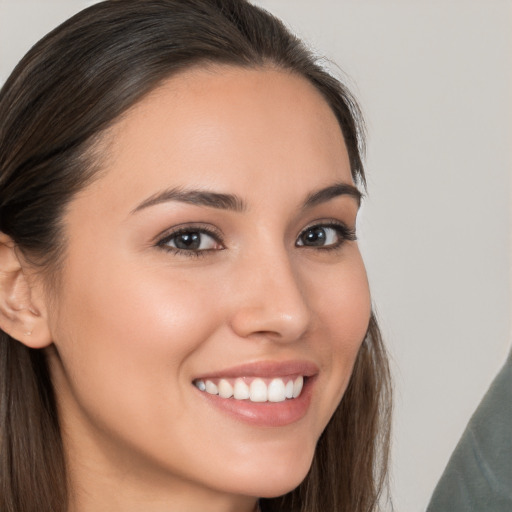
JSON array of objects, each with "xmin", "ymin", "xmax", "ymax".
[
  {"xmin": 268, "ymin": 378, "xmax": 286, "ymax": 402},
  {"xmin": 196, "ymin": 376, "xmax": 306, "ymax": 402},
  {"xmin": 285, "ymin": 379, "xmax": 294, "ymax": 399},
  {"xmin": 205, "ymin": 380, "xmax": 218, "ymax": 395},
  {"xmin": 292, "ymin": 376, "xmax": 303, "ymax": 398},
  {"xmin": 233, "ymin": 378, "xmax": 250, "ymax": 399},
  {"xmin": 218, "ymin": 379, "xmax": 233, "ymax": 398},
  {"xmin": 250, "ymin": 378, "xmax": 268, "ymax": 402}
]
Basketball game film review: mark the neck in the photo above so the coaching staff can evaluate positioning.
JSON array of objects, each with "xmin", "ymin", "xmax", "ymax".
[{"xmin": 67, "ymin": 466, "xmax": 258, "ymax": 512}]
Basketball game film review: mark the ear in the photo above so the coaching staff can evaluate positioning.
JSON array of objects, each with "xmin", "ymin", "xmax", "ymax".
[{"xmin": 0, "ymin": 233, "xmax": 52, "ymax": 348}]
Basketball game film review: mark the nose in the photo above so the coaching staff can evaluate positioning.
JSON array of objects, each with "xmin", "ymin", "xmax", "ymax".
[{"xmin": 228, "ymin": 248, "xmax": 311, "ymax": 343}]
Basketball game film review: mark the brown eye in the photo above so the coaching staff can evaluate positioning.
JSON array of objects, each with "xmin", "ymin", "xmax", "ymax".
[
  {"xmin": 161, "ymin": 230, "xmax": 221, "ymax": 252},
  {"xmin": 297, "ymin": 226, "xmax": 339, "ymax": 247},
  {"xmin": 296, "ymin": 223, "xmax": 356, "ymax": 249},
  {"xmin": 173, "ymin": 232, "xmax": 202, "ymax": 250}
]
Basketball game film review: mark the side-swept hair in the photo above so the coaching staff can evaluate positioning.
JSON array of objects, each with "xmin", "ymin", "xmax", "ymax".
[{"xmin": 0, "ymin": 1, "xmax": 391, "ymax": 511}]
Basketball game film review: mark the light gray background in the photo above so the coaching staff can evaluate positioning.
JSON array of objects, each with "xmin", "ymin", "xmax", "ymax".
[{"xmin": 1, "ymin": 1, "xmax": 511, "ymax": 511}]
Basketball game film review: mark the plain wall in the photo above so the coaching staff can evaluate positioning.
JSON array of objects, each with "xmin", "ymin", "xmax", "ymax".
[{"xmin": 1, "ymin": 1, "xmax": 511, "ymax": 511}]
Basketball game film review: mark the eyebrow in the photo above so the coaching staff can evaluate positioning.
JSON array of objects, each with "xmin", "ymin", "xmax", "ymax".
[
  {"xmin": 303, "ymin": 182, "xmax": 363, "ymax": 209},
  {"xmin": 131, "ymin": 181, "xmax": 362, "ymax": 215},
  {"xmin": 131, "ymin": 187, "xmax": 247, "ymax": 214}
]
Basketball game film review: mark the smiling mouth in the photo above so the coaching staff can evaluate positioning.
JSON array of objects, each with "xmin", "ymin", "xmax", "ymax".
[{"xmin": 193, "ymin": 376, "xmax": 305, "ymax": 403}]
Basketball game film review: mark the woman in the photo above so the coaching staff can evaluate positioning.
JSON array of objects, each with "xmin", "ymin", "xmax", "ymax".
[{"xmin": 0, "ymin": 1, "xmax": 391, "ymax": 511}]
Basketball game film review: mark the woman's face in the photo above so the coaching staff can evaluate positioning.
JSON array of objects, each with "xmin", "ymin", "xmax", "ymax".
[{"xmin": 44, "ymin": 66, "xmax": 371, "ymax": 508}]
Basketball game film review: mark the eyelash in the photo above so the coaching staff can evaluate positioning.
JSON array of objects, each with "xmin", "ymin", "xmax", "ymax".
[
  {"xmin": 156, "ymin": 220, "xmax": 356, "ymax": 258},
  {"xmin": 156, "ymin": 225, "xmax": 224, "ymax": 258},
  {"xmin": 296, "ymin": 221, "xmax": 357, "ymax": 251}
]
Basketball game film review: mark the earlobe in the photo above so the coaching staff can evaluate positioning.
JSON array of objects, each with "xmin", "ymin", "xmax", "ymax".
[{"xmin": 0, "ymin": 233, "xmax": 52, "ymax": 348}]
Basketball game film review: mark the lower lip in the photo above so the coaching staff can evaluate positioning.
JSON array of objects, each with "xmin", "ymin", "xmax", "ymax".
[{"xmin": 195, "ymin": 377, "xmax": 315, "ymax": 427}]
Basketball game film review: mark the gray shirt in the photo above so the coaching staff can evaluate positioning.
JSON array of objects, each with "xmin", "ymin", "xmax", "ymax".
[{"xmin": 426, "ymin": 350, "xmax": 512, "ymax": 512}]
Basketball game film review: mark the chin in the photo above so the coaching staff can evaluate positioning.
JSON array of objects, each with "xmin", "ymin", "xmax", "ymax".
[
  {"xmin": 223, "ymin": 444, "xmax": 316, "ymax": 499},
  {"xmin": 255, "ymin": 475, "xmax": 308, "ymax": 499},
  {"xmin": 252, "ymin": 471, "xmax": 310, "ymax": 499}
]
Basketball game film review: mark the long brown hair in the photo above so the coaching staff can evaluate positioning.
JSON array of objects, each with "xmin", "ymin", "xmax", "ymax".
[{"xmin": 0, "ymin": 1, "xmax": 392, "ymax": 511}]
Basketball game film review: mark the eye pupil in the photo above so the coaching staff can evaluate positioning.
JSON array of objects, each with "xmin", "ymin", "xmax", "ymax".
[
  {"xmin": 302, "ymin": 227, "xmax": 326, "ymax": 246},
  {"xmin": 175, "ymin": 232, "xmax": 201, "ymax": 249}
]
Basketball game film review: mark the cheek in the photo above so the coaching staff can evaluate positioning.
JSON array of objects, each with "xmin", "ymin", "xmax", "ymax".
[
  {"xmin": 323, "ymin": 266, "xmax": 370, "ymax": 333},
  {"xmin": 305, "ymin": 250, "xmax": 371, "ymax": 410},
  {"xmin": 57, "ymin": 255, "xmax": 220, "ymax": 342},
  {"xmin": 310, "ymin": 249, "xmax": 371, "ymax": 342},
  {"xmin": 48, "ymin": 257, "xmax": 224, "ymax": 418}
]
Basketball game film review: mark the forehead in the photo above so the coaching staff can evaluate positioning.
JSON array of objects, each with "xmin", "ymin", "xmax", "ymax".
[{"xmin": 78, "ymin": 65, "xmax": 352, "ymax": 211}]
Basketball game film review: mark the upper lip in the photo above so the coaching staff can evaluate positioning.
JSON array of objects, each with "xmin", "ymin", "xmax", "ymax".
[{"xmin": 193, "ymin": 360, "xmax": 319, "ymax": 380}]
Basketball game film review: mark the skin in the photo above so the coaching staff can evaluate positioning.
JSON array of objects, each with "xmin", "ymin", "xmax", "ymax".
[{"xmin": 34, "ymin": 66, "xmax": 371, "ymax": 511}]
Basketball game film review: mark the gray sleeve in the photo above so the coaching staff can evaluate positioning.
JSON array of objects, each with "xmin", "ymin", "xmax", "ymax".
[{"xmin": 426, "ymin": 350, "xmax": 512, "ymax": 512}]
